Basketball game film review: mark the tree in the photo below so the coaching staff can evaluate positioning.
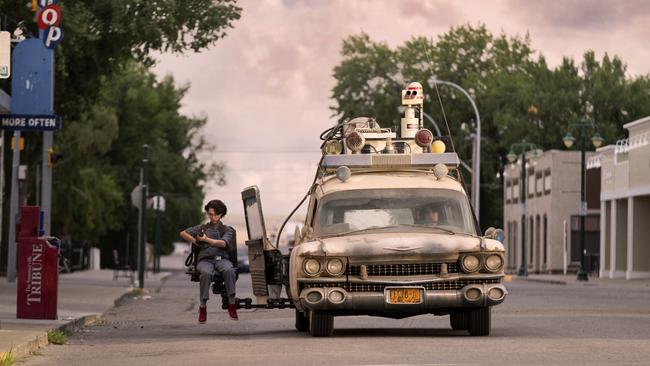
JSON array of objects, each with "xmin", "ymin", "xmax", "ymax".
[
  {"xmin": 0, "ymin": 1, "xmax": 241, "ymax": 261},
  {"xmin": 330, "ymin": 25, "xmax": 650, "ymax": 230}
]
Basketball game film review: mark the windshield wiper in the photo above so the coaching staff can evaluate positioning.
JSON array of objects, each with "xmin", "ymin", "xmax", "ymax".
[
  {"xmin": 324, "ymin": 226, "xmax": 394, "ymax": 237},
  {"xmin": 392, "ymin": 224, "xmax": 457, "ymax": 235},
  {"xmin": 324, "ymin": 224, "xmax": 458, "ymax": 237}
]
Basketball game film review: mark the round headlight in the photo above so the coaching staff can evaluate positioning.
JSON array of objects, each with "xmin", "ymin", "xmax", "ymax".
[
  {"xmin": 465, "ymin": 288, "xmax": 482, "ymax": 301},
  {"xmin": 303, "ymin": 258, "xmax": 322, "ymax": 276},
  {"xmin": 485, "ymin": 254, "xmax": 503, "ymax": 272},
  {"xmin": 462, "ymin": 255, "xmax": 480, "ymax": 273},
  {"xmin": 326, "ymin": 258, "xmax": 344, "ymax": 276},
  {"xmin": 488, "ymin": 287, "xmax": 504, "ymax": 300}
]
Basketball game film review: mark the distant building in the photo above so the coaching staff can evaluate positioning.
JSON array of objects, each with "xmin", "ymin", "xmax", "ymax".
[
  {"xmin": 591, "ymin": 116, "xmax": 650, "ymax": 279},
  {"xmin": 503, "ymin": 150, "xmax": 599, "ymax": 274}
]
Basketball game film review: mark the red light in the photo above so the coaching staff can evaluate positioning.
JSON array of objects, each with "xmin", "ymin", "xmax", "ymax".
[{"xmin": 415, "ymin": 129, "xmax": 433, "ymax": 147}]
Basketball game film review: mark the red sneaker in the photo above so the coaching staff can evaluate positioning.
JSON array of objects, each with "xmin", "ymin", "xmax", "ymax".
[
  {"xmin": 228, "ymin": 304, "xmax": 239, "ymax": 321},
  {"xmin": 198, "ymin": 305, "xmax": 207, "ymax": 323}
]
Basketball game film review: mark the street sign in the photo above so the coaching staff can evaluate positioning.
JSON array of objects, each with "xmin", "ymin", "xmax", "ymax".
[
  {"xmin": 38, "ymin": 4, "xmax": 64, "ymax": 49},
  {"xmin": 131, "ymin": 185, "xmax": 142, "ymax": 209},
  {"xmin": 1, "ymin": 115, "xmax": 61, "ymax": 131},
  {"xmin": 0, "ymin": 31, "xmax": 10, "ymax": 79},
  {"xmin": 151, "ymin": 195, "xmax": 166, "ymax": 212}
]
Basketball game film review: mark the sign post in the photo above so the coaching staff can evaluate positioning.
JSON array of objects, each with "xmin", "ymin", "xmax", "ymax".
[{"xmin": 152, "ymin": 195, "xmax": 165, "ymax": 273}]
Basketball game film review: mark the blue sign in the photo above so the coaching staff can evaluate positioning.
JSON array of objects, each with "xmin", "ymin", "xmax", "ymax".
[
  {"xmin": 11, "ymin": 38, "xmax": 53, "ymax": 115},
  {"xmin": 0, "ymin": 114, "xmax": 61, "ymax": 131}
]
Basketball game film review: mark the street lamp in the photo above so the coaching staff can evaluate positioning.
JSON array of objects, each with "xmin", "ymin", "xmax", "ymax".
[
  {"xmin": 563, "ymin": 122, "xmax": 603, "ymax": 281},
  {"xmin": 428, "ymin": 79, "xmax": 481, "ymax": 226},
  {"xmin": 507, "ymin": 141, "xmax": 539, "ymax": 277}
]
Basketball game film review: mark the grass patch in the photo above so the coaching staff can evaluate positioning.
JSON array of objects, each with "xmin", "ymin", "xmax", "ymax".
[
  {"xmin": 47, "ymin": 329, "xmax": 71, "ymax": 345},
  {"xmin": 0, "ymin": 349, "xmax": 14, "ymax": 366},
  {"xmin": 129, "ymin": 287, "xmax": 149, "ymax": 296}
]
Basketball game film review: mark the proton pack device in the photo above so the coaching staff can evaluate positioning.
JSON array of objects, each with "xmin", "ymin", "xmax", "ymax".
[{"xmin": 185, "ymin": 223, "xmax": 238, "ymax": 309}]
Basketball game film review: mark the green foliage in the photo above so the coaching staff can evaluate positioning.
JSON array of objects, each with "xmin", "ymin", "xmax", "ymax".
[
  {"xmin": 331, "ymin": 25, "xmax": 650, "ymax": 230},
  {"xmin": 0, "ymin": 349, "xmax": 13, "ymax": 366},
  {"xmin": 47, "ymin": 329, "xmax": 71, "ymax": 345},
  {"xmin": 0, "ymin": 1, "xmax": 240, "ymax": 255}
]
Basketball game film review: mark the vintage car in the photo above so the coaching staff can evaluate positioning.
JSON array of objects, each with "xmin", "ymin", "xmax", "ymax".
[{"xmin": 238, "ymin": 82, "xmax": 506, "ymax": 337}]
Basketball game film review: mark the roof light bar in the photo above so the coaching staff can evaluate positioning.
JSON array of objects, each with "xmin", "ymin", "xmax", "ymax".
[{"xmin": 322, "ymin": 152, "xmax": 460, "ymax": 169}]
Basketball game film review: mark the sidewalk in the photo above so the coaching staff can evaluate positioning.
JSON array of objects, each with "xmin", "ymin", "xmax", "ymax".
[
  {"xmin": 0, "ymin": 268, "xmax": 172, "ymax": 362},
  {"xmin": 509, "ymin": 273, "xmax": 650, "ymax": 288}
]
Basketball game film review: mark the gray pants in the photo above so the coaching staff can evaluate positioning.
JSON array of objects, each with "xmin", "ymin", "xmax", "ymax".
[{"xmin": 197, "ymin": 258, "xmax": 237, "ymax": 302}]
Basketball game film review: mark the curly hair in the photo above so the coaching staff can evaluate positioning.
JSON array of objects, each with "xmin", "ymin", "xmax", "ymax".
[{"xmin": 204, "ymin": 199, "xmax": 227, "ymax": 217}]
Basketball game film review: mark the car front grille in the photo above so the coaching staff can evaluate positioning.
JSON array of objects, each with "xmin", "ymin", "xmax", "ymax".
[
  {"xmin": 301, "ymin": 278, "xmax": 500, "ymax": 292},
  {"xmin": 347, "ymin": 262, "xmax": 460, "ymax": 276}
]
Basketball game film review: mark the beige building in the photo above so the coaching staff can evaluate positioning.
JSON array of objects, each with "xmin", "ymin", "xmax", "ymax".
[
  {"xmin": 592, "ymin": 116, "xmax": 650, "ymax": 279},
  {"xmin": 503, "ymin": 150, "xmax": 599, "ymax": 274}
]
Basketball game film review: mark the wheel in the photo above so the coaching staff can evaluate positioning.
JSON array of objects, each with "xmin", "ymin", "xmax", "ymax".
[
  {"xmin": 309, "ymin": 311, "xmax": 334, "ymax": 337},
  {"xmin": 295, "ymin": 310, "xmax": 309, "ymax": 332},
  {"xmin": 467, "ymin": 307, "xmax": 491, "ymax": 336},
  {"xmin": 450, "ymin": 311, "xmax": 468, "ymax": 330}
]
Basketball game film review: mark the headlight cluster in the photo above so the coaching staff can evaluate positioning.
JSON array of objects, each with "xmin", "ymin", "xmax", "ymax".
[
  {"xmin": 460, "ymin": 253, "xmax": 504, "ymax": 273},
  {"xmin": 302, "ymin": 257, "xmax": 346, "ymax": 277}
]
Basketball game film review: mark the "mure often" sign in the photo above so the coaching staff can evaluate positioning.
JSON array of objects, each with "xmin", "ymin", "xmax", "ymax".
[{"xmin": 1, "ymin": 114, "xmax": 62, "ymax": 131}]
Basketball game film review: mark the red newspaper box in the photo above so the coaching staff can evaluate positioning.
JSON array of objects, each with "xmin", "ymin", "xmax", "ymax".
[
  {"xmin": 16, "ymin": 205, "xmax": 58, "ymax": 320},
  {"xmin": 16, "ymin": 237, "xmax": 58, "ymax": 319},
  {"xmin": 18, "ymin": 206, "xmax": 40, "ymax": 239}
]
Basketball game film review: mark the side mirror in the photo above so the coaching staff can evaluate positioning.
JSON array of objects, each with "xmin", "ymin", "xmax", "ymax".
[{"xmin": 484, "ymin": 227, "xmax": 505, "ymax": 244}]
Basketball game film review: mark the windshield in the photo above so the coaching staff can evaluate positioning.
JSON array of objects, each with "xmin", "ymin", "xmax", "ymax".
[{"xmin": 316, "ymin": 188, "xmax": 477, "ymax": 237}]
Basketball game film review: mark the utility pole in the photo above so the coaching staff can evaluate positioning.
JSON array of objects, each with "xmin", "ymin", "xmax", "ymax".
[
  {"xmin": 137, "ymin": 145, "xmax": 149, "ymax": 289},
  {"xmin": 562, "ymin": 123, "xmax": 603, "ymax": 281}
]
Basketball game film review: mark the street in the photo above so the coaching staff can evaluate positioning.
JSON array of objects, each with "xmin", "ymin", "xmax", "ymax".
[{"xmin": 23, "ymin": 272, "xmax": 650, "ymax": 366}]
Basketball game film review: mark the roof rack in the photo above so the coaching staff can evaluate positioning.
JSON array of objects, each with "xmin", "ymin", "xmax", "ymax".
[{"xmin": 321, "ymin": 152, "xmax": 460, "ymax": 170}]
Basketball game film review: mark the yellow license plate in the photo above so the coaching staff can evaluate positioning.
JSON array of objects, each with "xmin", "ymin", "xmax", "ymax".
[{"xmin": 388, "ymin": 288, "xmax": 422, "ymax": 304}]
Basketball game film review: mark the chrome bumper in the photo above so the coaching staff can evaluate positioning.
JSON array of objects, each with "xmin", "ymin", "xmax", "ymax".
[{"xmin": 299, "ymin": 283, "xmax": 507, "ymax": 312}]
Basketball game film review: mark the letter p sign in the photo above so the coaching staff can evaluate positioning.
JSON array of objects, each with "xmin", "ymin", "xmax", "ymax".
[{"xmin": 44, "ymin": 26, "xmax": 63, "ymax": 49}]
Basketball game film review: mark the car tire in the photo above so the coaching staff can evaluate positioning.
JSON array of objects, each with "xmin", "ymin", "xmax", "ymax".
[
  {"xmin": 467, "ymin": 306, "xmax": 491, "ymax": 336},
  {"xmin": 450, "ymin": 311, "xmax": 468, "ymax": 330},
  {"xmin": 295, "ymin": 309, "xmax": 309, "ymax": 332},
  {"xmin": 309, "ymin": 311, "xmax": 334, "ymax": 337}
]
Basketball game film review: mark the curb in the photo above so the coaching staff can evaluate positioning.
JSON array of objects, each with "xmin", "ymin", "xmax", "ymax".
[
  {"xmin": 1, "ymin": 272, "xmax": 173, "ymax": 362},
  {"xmin": 516, "ymin": 277, "xmax": 568, "ymax": 285},
  {"xmin": 0, "ymin": 315, "xmax": 101, "ymax": 362},
  {"xmin": 0, "ymin": 331, "xmax": 48, "ymax": 362}
]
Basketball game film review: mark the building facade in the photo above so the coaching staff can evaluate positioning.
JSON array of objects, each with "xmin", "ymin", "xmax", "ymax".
[
  {"xmin": 503, "ymin": 150, "xmax": 598, "ymax": 274},
  {"xmin": 592, "ymin": 116, "xmax": 650, "ymax": 279}
]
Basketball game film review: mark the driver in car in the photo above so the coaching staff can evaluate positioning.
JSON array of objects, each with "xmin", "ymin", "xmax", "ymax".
[{"xmin": 419, "ymin": 205, "xmax": 442, "ymax": 226}]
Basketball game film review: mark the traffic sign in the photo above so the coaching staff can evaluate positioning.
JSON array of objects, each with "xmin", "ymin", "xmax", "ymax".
[
  {"xmin": 131, "ymin": 185, "xmax": 142, "ymax": 209},
  {"xmin": 151, "ymin": 195, "xmax": 166, "ymax": 212},
  {"xmin": 0, "ymin": 114, "xmax": 61, "ymax": 131}
]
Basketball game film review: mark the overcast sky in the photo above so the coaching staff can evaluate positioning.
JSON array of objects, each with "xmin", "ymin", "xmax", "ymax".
[{"xmin": 153, "ymin": 0, "xmax": 650, "ymax": 225}]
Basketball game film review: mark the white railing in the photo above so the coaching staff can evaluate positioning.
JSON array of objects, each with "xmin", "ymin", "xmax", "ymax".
[
  {"xmin": 615, "ymin": 138, "xmax": 629, "ymax": 154},
  {"xmin": 629, "ymin": 131, "xmax": 649, "ymax": 150},
  {"xmin": 586, "ymin": 155, "xmax": 601, "ymax": 169}
]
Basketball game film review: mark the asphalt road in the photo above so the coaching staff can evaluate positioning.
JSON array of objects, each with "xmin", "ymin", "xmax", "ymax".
[{"xmin": 25, "ymin": 272, "xmax": 650, "ymax": 365}]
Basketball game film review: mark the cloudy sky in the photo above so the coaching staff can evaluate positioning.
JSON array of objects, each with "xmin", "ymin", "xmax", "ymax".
[{"xmin": 153, "ymin": 0, "xmax": 650, "ymax": 225}]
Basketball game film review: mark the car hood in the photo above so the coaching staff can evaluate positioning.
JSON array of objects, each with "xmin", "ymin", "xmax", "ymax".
[{"xmin": 295, "ymin": 232, "xmax": 504, "ymax": 257}]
